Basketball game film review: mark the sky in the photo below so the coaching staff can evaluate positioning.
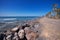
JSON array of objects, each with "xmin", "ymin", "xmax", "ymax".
[{"xmin": 0, "ymin": 0, "xmax": 60, "ymax": 16}]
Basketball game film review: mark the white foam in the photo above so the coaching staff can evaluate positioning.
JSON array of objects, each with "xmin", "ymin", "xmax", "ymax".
[{"xmin": 3, "ymin": 18, "xmax": 16, "ymax": 20}]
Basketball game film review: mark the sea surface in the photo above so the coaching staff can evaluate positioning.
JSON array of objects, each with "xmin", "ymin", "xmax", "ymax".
[{"xmin": 0, "ymin": 16, "xmax": 40, "ymax": 22}]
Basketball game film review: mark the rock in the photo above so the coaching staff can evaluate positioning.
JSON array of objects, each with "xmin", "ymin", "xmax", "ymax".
[
  {"xmin": 22, "ymin": 23, "xmax": 30, "ymax": 29},
  {"xmin": 13, "ymin": 32, "xmax": 19, "ymax": 40},
  {"xmin": 24, "ymin": 27, "xmax": 38, "ymax": 40},
  {"xmin": 6, "ymin": 30, "xmax": 14, "ymax": 40},
  {"xmin": 18, "ymin": 29, "xmax": 25, "ymax": 39},
  {"xmin": 0, "ymin": 33, "xmax": 6, "ymax": 40},
  {"xmin": 11, "ymin": 27, "xmax": 19, "ymax": 32},
  {"xmin": 6, "ymin": 34, "xmax": 12, "ymax": 40}
]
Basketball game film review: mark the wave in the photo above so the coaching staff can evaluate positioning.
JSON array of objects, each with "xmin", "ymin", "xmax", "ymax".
[{"xmin": 2, "ymin": 18, "xmax": 16, "ymax": 20}]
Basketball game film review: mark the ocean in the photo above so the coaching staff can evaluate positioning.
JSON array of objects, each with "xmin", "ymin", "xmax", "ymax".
[
  {"xmin": 0, "ymin": 16, "xmax": 39, "ymax": 22},
  {"xmin": 0, "ymin": 16, "xmax": 40, "ymax": 23}
]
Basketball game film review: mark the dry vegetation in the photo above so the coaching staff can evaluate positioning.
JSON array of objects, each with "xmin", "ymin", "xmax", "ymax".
[{"xmin": 46, "ymin": 4, "xmax": 60, "ymax": 19}]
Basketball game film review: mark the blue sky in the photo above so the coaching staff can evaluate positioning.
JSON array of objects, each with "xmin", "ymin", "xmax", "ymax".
[{"xmin": 0, "ymin": 0, "xmax": 60, "ymax": 16}]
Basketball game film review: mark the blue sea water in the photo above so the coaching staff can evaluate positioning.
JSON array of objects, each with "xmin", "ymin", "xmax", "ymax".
[{"xmin": 0, "ymin": 16, "xmax": 40, "ymax": 23}]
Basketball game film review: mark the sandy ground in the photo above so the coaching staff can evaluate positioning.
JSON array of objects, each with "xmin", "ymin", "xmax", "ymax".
[{"xmin": 37, "ymin": 17, "xmax": 60, "ymax": 40}]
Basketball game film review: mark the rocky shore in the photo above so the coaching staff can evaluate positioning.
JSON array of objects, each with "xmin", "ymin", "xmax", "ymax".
[{"xmin": 0, "ymin": 17, "xmax": 60, "ymax": 40}]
